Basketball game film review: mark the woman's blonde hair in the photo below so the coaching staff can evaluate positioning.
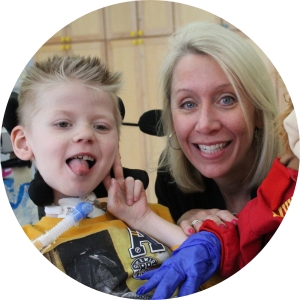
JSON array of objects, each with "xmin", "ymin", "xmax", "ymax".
[
  {"xmin": 18, "ymin": 55, "xmax": 123, "ymax": 134},
  {"xmin": 158, "ymin": 22, "xmax": 279, "ymax": 193}
]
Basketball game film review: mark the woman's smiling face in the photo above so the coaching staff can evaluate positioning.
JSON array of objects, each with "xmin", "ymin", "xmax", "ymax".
[{"xmin": 170, "ymin": 53, "xmax": 260, "ymax": 182}]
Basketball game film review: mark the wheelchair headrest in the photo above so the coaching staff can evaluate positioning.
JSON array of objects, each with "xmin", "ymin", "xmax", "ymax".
[
  {"xmin": 2, "ymin": 91, "xmax": 19, "ymax": 134},
  {"xmin": 29, "ymin": 168, "xmax": 149, "ymax": 206},
  {"xmin": 138, "ymin": 109, "xmax": 165, "ymax": 136}
]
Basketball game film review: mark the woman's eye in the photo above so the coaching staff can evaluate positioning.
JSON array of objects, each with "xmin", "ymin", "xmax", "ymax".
[
  {"xmin": 181, "ymin": 101, "xmax": 196, "ymax": 109},
  {"xmin": 220, "ymin": 96, "xmax": 236, "ymax": 106},
  {"xmin": 57, "ymin": 122, "xmax": 70, "ymax": 128}
]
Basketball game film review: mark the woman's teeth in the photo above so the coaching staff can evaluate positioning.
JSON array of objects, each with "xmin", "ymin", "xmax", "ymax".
[{"xmin": 198, "ymin": 143, "xmax": 227, "ymax": 154}]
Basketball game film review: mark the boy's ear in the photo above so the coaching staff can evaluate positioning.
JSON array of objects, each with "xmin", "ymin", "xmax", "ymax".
[{"xmin": 10, "ymin": 125, "xmax": 33, "ymax": 161}]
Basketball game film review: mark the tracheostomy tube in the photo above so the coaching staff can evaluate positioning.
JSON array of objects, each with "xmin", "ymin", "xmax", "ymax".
[{"xmin": 32, "ymin": 201, "xmax": 93, "ymax": 254}]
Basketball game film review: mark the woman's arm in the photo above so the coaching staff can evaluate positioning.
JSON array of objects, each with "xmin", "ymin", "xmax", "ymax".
[
  {"xmin": 177, "ymin": 208, "xmax": 237, "ymax": 235},
  {"xmin": 155, "ymin": 171, "xmax": 237, "ymax": 235}
]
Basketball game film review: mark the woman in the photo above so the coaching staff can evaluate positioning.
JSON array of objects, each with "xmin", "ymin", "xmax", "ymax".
[{"xmin": 155, "ymin": 22, "xmax": 279, "ymax": 234}]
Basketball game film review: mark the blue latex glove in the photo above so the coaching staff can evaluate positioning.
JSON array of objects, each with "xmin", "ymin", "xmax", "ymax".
[{"xmin": 136, "ymin": 231, "xmax": 221, "ymax": 299}]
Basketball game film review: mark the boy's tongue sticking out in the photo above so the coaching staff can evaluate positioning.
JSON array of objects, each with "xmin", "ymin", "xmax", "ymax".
[{"xmin": 68, "ymin": 158, "xmax": 90, "ymax": 176}]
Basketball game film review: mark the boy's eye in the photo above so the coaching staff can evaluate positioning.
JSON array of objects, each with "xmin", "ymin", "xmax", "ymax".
[
  {"xmin": 94, "ymin": 124, "xmax": 108, "ymax": 131},
  {"xmin": 57, "ymin": 122, "xmax": 70, "ymax": 128}
]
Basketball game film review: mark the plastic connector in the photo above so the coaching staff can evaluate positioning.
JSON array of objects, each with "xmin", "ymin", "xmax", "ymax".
[{"xmin": 32, "ymin": 202, "xmax": 93, "ymax": 253}]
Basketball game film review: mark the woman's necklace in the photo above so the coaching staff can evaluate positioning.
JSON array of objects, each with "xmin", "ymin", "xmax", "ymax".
[
  {"xmin": 220, "ymin": 191, "xmax": 237, "ymax": 216},
  {"xmin": 220, "ymin": 190, "xmax": 251, "ymax": 216},
  {"xmin": 221, "ymin": 190, "xmax": 251, "ymax": 216}
]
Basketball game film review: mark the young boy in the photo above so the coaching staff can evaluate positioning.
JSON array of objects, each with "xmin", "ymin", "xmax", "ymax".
[{"xmin": 10, "ymin": 55, "xmax": 193, "ymax": 299}]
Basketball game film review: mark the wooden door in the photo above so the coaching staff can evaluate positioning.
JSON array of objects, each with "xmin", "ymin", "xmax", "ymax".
[
  {"xmin": 139, "ymin": 37, "xmax": 168, "ymax": 111},
  {"xmin": 173, "ymin": 3, "xmax": 222, "ymax": 29},
  {"xmin": 137, "ymin": 1, "xmax": 174, "ymax": 37},
  {"xmin": 107, "ymin": 39, "xmax": 142, "ymax": 123},
  {"xmin": 45, "ymin": 26, "xmax": 68, "ymax": 44},
  {"xmin": 67, "ymin": 9, "xmax": 105, "ymax": 43},
  {"xmin": 104, "ymin": 2, "xmax": 138, "ymax": 39},
  {"xmin": 138, "ymin": 37, "xmax": 168, "ymax": 203},
  {"xmin": 34, "ymin": 44, "xmax": 67, "ymax": 62},
  {"xmin": 68, "ymin": 41, "xmax": 107, "ymax": 62}
]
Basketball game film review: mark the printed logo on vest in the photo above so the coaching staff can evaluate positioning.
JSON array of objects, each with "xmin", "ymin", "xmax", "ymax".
[
  {"xmin": 127, "ymin": 228, "xmax": 165, "ymax": 258},
  {"xmin": 131, "ymin": 256, "xmax": 158, "ymax": 278}
]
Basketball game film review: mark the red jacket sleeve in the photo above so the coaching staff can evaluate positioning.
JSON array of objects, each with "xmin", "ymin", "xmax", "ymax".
[
  {"xmin": 200, "ymin": 219, "xmax": 241, "ymax": 278},
  {"xmin": 200, "ymin": 158, "xmax": 297, "ymax": 278},
  {"xmin": 237, "ymin": 158, "xmax": 296, "ymax": 268}
]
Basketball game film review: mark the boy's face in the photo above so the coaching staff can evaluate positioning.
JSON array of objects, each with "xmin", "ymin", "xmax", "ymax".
[{"xmin": 24, "ymin": 81, "xmax": 119, "ymax": 201}]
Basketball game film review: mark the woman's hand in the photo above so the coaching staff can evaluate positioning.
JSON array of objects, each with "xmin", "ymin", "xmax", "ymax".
[{"xmin": 177, "ymin": 209, "xmax": 238, "ymax": 235}]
